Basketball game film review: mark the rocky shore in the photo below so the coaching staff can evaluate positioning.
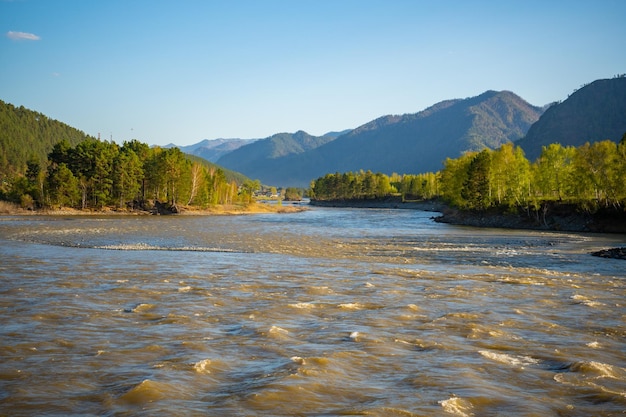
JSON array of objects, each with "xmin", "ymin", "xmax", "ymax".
[
  {"xmin": 434, "ymin": 205, "xmax": 626, "ymax": 234},
  {"xmin": 591, "ymin": 247, "xmax": 626, "ymax": 259}
]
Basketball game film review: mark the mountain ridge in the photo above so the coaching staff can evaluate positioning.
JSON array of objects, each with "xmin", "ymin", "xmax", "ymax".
[
  {"xmin": 215, "ymin": 130, "xmax": 340, "ymax": 181},
  {"xmin": 216, "ymin": 90, "xmax": 543, "ymax": 187},
  {"xmin": 5, "ymin": 77, "xmax": 625, "ymax": 191},
  {"xmin": 516, "ymin": 77, "xmax": 626, "ymax": 160},
  {"xmin": 168, "ymin": 138, "xmax": 259, "ymax": 162}
]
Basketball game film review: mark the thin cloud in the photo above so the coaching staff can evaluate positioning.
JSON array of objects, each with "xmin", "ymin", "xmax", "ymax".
[{"xmin": 7, "ymin": 31, "xmax": 41, "ymax": 41}]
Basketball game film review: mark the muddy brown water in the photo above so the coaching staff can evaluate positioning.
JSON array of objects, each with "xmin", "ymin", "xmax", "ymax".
[{"xmin": 0, "ymin": 208, "xmax": 624, "ymax": 416}]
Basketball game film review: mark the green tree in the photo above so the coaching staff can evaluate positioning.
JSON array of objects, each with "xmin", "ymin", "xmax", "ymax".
[
  {"xmin": 461, "ymin": 149, "xmax": 492, "ymax": 210},
  {"xmin": 440, "ymin": 152, "xmax": 476, "ymax": 207},
  {"xmin": 112, "ymin": 148, "xmax": 143, "ymax": 208},
  {"xmin": 284, "ymin": 187, "xmax": 302, "ymax": 201},
  {"xmin": 533, "ymin": 143, "xmax": 576, "ymax": 201},
  {"xmin": 374, "ymin": 172, "xmax": 393, "ymax": 197},
  {"xmin": 571, "ymin": 141, "xmax": 621, "ymax": 208},
  {"xmin": 46, "ymin": 163, "xmax": 80, "ymax": 208},
  {"xmin": 48, "ymin": 139, "xmax": 72, "ymax": 167},
  {"xmin": 489, "ymin": 143, "xmax": 532, "ymax": 207}
]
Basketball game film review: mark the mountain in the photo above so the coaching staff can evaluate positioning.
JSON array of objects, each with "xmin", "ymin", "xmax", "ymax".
[
  {"xmin": 167, "ymin": 138, "xmax": 258, "ymax": 162},
  {"xmin": 322, "ymin": 129, "xmax": 352, "ymax": 139},
  {"xmin": 220, "ymin": 91, "xmax": 543, "ymax": 187},
  {"xmin": 516, "ymin": 77, "xmax": 626, "ymax": 160},
  {"xmin": 216, "ymin": 130, "xmax": 340, "ymax": 182}
]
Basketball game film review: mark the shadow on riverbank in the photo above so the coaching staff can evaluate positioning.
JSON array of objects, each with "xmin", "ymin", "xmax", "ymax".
[{"xmin": 434, "ymin": 204, "xmax": 626, "ymax": 234}]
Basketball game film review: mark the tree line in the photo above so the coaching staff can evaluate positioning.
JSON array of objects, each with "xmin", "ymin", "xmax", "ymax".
[
  {"xmin": 4, "ymin": 138, "xmax": 258, "ymax": 210},
  {"xmin": 310, "ymin": 138, "xmax": 626, "ymax": 213}
]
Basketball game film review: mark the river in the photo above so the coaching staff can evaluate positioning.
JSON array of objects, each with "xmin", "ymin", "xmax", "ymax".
[{"xmin": 0, "ymin": 207, "xmax": 624, "ymax": 416}]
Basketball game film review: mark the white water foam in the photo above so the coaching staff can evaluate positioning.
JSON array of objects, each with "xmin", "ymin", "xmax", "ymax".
[
  {"xmin": 338, "ymin": 302, "xmax": 362, "ymax": 310},
  {"xmin": 479, "ymin": 350, "xmax": 539, "ymax": 368},
  {"xmin": 571, "ymin": 294, "xmax": 604, "ymax": 307},
  {"xmin": 193, "ymin": 359, "xmax": 212, "ymax": 373},
  {"xmin": 94, "ymin": 243, "xmax": 237, "ymax": 252},
  {"xmin": 439, "ymin": 396, "xmax": 474, "ymax": 417},
  {"xmin": 288, "ymin": 302, "xmax": 317, "ymax": 309}
]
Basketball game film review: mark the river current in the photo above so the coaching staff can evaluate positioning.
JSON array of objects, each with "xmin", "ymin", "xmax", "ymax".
[{"xmin": 0, "ymin": 207, "xmax": 624, "ymax": 416}]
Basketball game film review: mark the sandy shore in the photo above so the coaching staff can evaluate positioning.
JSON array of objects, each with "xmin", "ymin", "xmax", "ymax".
[{"xmin": 0, "ymin": 201, "xmax": 307, "ymax": 216}]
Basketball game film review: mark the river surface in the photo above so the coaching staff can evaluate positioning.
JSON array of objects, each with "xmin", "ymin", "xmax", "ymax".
[{"xmin": 0, "ymin": 207, "xmax": 625, "ymax": 416}]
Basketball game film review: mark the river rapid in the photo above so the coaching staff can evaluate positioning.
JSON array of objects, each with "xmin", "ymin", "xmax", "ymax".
[{"xmin": 0, "ymin": 207, "xmax": 624, "ymax": 416}]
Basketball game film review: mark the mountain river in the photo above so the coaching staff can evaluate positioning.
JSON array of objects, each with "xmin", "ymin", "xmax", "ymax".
[{"xmin": 0, "ymin": 207, "xmax": 624, "ymax": 416}]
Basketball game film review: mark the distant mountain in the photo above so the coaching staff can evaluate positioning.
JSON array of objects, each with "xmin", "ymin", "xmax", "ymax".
[
  {"xmin": 222, "ymin": 90, "xmax": 543, "ymax": 187},
  {"xmin": 516, "ymin": 77, "xmax": 626, "ymax": 160},
  {"xmin": 166, "ymin": 138, "xmax": 258, "ymax": 162},
  {"xmin": 216, "ymin": 130, "xmax": 339, "ymax": 182},
  {"xmin": 322, "ymin": 129, "xmax": 352, "ymax": 139}
]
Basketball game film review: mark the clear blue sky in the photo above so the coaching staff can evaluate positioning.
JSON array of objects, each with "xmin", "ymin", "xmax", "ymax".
[{"xmin": 2, "ymin": 0, "xmax": 625, "ymax": 146}]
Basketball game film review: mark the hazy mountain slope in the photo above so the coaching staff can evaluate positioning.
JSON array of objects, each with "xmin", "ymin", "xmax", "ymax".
[
  {"xmin": 216, "ymin": 130, "xmax": 338, "ymax": 180},
  {"xmin": 238, "ymin": 91, "xmax": 543, "ymax": 187},
  {"xmin": 170, "ymin": 138, "xmax": 258, "ymax": 162},
  {"xmin": 322, "ymin": 129, "xmax": 352, "ymax": 139},
  {"xmin": 516, "ymin": 77, "xmax": 626, "ymax": 160}
]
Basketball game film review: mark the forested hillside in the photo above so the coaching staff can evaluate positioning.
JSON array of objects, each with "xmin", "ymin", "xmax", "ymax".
[
  {"xmin": 227, "ymin": 91, "xmax": 543, "ymax": 187},
  {"xmin": 516, "ymin": 76, "xmax": 626, "ymax": 160},
  {"xmin": 0, "ymin": 99, "xmax": 94, "ymax": 187},
  {"xmin": 0, "ymin": 100, "xmax": 254, "ymax": 211}
]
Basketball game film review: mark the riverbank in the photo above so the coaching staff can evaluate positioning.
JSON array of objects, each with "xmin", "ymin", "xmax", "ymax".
[
  {"xmin": 310, "ymin": 198, "xmax": 626, "ymax": 259},
  {"xmin": 309, "ymin": 197, "xmax": 446, "ymax": 212},
  {"xmin": 434, "ymin": 204, "xmax": 626, "ymax": 234},
  {"xmin": 311, "ymin": 198, "xmax": 626, "ymax": 233},
  {"xmin": 0, "ymin": 200, "xmax": 307, "ymax": 216}
]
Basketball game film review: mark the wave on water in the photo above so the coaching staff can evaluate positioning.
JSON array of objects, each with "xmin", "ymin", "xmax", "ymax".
[
  {"xmin": 119, "ymin": 379, "xmax": 193, "ymax": 405},
  {"xmin": 570, "ymin": 294, "xmax": 605, "ymax": 307},
  {"xmin": 439, "ymin": 396, "xmax": 474, "ymax": 417},
  {"xmin": 479, "ymin": 350, "xmax": 540, "ymax": 368},
  {"xmin": 554, "ymin": 361, "xmax": 626, "ymax": 400},
  {"xmin": 193, "ymin": 359, "xmax": 213, "ymax": 374},
  {"xmin": 288, "ymin": 302, "xmax": 317, "ymax": 309},
  {"xmin": 93, "ymin": 243, "xmax": 241, "ymax": 252}
]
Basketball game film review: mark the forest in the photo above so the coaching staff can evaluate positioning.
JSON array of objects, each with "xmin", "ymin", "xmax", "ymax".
[
  {"xmin": 310, "ymin": 138, "xmax": 626, "ymax": 214},
  {"xmin": 2, "ymin": 138, "xmax": 260, "ymax": 211}
]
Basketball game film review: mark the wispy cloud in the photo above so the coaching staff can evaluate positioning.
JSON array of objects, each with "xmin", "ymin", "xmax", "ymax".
[{"xmin": 7, "ymin": 31, "xmax": 41, "ymax": 41}]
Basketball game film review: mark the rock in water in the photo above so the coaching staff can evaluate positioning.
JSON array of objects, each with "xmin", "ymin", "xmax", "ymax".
[{"xmin": 591, "ymin": 247, "xmax": 626, "ymax": 260}]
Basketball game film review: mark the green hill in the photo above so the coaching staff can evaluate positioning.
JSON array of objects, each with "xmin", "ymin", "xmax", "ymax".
[
  {"xmin": 0, "ymin": 100, "xmax": 250, "ymax": 196},
  {"xmin": 0, "ymin": 99, "xmax": 94, "ymax": 183}
]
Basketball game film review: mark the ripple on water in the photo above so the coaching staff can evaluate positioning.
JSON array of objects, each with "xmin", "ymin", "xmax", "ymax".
[{"xmin": 0, "ymin": 212, "xmax": 624, "ymax": 416}]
